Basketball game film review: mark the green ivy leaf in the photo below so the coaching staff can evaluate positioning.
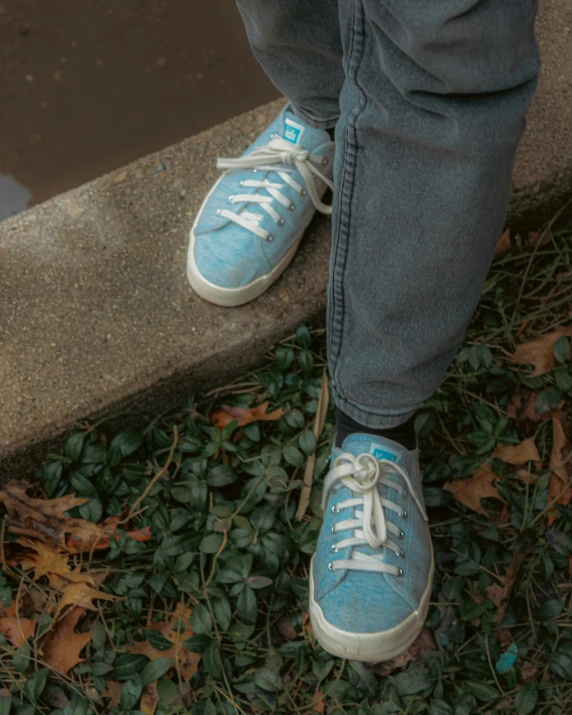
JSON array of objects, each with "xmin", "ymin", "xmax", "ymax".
[
  {"xmin": 514, "ymin": 683, "xmax": 539, "ymax": 715},
  {"xmin": 189, "ymin": 603, "xmax": 212, "ymax": 634}
]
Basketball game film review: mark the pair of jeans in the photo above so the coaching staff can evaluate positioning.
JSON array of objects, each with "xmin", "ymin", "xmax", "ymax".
[{"xmin": 236, "ymin": 0, "xmax": 539, "ymax": 429}]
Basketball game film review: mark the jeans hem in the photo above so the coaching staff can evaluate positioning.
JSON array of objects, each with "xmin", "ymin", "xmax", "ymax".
[
  {"xmin": 288, "ymin": 100, "xmax": 339, "ymax": 130},
  {"xmin": 333, "ymin": 387, "xmax": 418, "ymax": 430}
]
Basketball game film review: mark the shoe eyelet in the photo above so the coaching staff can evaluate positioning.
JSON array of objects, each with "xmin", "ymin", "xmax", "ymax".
[
  {"xmin": 277, "ymin": 218, "xmax": 285, "ymax": 226},
  {"xmin": 331, "ymin": 505, "xmax": 338, "ymax": 514},
  {"xmin": 400, "ymin": 489, "xmax": 408, "ymax": 498},
  {"xmin": 401, "ymin": 510, "xmax": 408, "ymax": 519},
  {"xmin": 328, "ymin": 562, "xmax": 334, "ymax": 571},
  {"xmin": 300, "ymin": 189, "xmax": 306, "ymax": 196},
  {"xmin": 331, "ymin": 545, "xmax": 338, "ymax": 553},
  {"xmin": 288, "ymin": 203, "xmax": 295, "ymax": 211},
  {"xmin": 399, "ymin": 530, "xmax": 405, "ymax": 540},
  {"xmin": 399, "ymin": 550, "xmax": 406, "ymax": 559},
  {"xmin": 252, "ymin": 169, "xmax": 257, "ymax": 173},
  {"xmin": 397, "ymin": 568, "xmax": 404, "ymax": 577},
  {"xmin": 322, "ymin": 157, "xmax": 328, "ymax": 165},
  {"xmin": 239, "ymin": 181, "xmax": 244, "ymax": 187},
  {"xmin": 216, "ymin": 209, "xmax": 222, "ymax": 215},
  {"xmin": 331, "ymin": 525, "xmax": 336, "ymax": 535},
  {"xmin": 271, "ymin": 133, "xmax": 278, "ymax": 139},
  {"xmin": 228, "ymin": 196, "xmax": 235, "ymax": 203},
  {"xmin": 267, "ymin": 235, "xmax": 273, "ymax": 242}
]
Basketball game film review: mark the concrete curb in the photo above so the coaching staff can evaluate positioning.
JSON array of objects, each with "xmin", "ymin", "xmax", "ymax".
[{"xmin": 2, "ymin": 0, "xmax": 572, "ymax": 477}]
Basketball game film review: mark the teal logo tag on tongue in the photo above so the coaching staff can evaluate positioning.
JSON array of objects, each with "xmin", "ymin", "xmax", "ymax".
[
  {"xmin": 284, "ymin": 117, "xmax": 304, "ymax": 144},
  {"xmin": 371, "ymin": 447, "xmax": 398, "ymax": 462}
]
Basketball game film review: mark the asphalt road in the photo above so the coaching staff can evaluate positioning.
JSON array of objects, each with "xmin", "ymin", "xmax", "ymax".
[{"xmin": 0, "ymin": 0, "xmax": 278, "ymax": 219}]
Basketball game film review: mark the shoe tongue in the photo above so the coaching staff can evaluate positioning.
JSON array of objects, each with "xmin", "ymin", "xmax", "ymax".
[
  {"xmin": 340, "ymin": 433, "xmax": 406, "ymax": 465},
  {"xmin": 281, "ymin": 110, "xmax": 329, "ymax": 150}
]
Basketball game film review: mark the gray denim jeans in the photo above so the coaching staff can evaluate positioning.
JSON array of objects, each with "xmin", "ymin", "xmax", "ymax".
[{"xmin": 236, "ymin": 0, "xmax": 540, "ymax": 429}]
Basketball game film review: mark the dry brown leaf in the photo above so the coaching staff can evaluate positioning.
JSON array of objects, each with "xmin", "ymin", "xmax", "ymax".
[
  {"xmin": 312, "ymin": 691, "xmax": 325, "ymax": 714},
  {"xmin": 372, "ymin": 627, "xmax": 436, "ymax": 675},
  {"xmin": 492, "ymin": 628, "xmax": 513, "ymax": 649},
  {"xmin": 492, "ymin": 438, "xmax": 540, "ymax": 466},
  {"xmin": 510, "ymin": 327, "xmax": 572, "ymax": 376},
  {"xmin": 140, "ymin": 682, "xmax": 160, "ymax": 715},
  {"xmin": 0, "ymin": 616, "xmax": 35, "ymax": 646},
  {"xmin": 486, "ymin": 551, "xmax": 525, "ymax": 623},
  {"xmin": 210, "ymin": 401, "xmax": 285, "ymax": 428},
  {"xmin": 296, "ymin": 370, "xmax": 329, "ymax": 522},
  {"xmin": 522, "ymin": 662, "xmax": 539, "ymax": 681},
  {"xmin": 103, "ymin": 681, "xmax": 122, "ymax": 708},
  {"xmin": 548, "ymin": 410, "xmax": 572, "ymax": 523},
  {"xmin": 58, "ymin": 582, "xmax": 117, "ymax": 611},
  {"xmin": 16, "ymin": 539, "xmax": 96, "ymax": 585},
  {"xmin": 42, "ymin": 606, "xmax": 91, "ymax": 674},
  {"xmin": 277, "ymin": 616, "xmax": 298, "ymax": 640},
  {"xmin": 444, "ymin": 467, "xmax": 507, "ymax": 517},
  {"xmin": 65, "ymin": 520, "xmax": 151, "ymax": 554},
  {"xmin": 494, "ymin": 229, "xmax": 512, "ymax": 259},
  {"xmin": 494, "ymin": 229, "xmax": 550, "ymax": 260},
  {"xmin": 0, "ymin": 482, "xmax": 89, "ymax": 525},
  {"xmin": 128, "ymin": 604, "xmax": 201, "ymax": 682},
  {"xmin": 0, "ymin": 481, "xmax": 150, "ymax": 554}
]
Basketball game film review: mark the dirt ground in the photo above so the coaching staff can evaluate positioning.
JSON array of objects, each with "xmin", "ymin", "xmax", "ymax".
[{"xmin": 0, "ymin": 0, "xmax": 278, "ymax": 219}]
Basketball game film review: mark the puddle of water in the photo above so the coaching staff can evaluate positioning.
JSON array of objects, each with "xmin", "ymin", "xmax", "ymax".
[
  {"xmin": 0, "ymin": 0, "xmax": 278, "ymax": 222},
  {"xmin": 0, "ymin": 174, "xmax": 32, "ymax": 220}
]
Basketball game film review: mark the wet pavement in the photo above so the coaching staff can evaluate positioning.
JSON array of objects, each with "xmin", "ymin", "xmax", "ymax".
[{"xmin": 0, "ymin": 0, "xmax": 278, "ymax": 220}]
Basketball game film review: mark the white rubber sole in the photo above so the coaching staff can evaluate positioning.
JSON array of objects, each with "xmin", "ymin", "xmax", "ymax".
[
  {"xmin": 186, "ymin": 175, "xmax": 304, "ymax": 307},
  {"xmin": 309, "ymin": 552, "xmax": 434, "ymax": 662}
]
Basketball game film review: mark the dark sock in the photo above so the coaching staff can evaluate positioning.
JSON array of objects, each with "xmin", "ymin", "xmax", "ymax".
[
  {"xmin": 335, "ymin": 408, "xmax": 417, "ymax": 450},
  {"xmin": 326, "ymin": 127, "xmax": 336, "ymax": 141}
]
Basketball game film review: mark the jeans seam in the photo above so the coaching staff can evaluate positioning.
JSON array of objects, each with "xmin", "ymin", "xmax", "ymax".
[{"xmin": 329, "ymin": 0, "xmax": 367, "ymax": 404}]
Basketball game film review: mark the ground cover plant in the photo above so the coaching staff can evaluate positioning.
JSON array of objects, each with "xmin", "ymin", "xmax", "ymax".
[{"xmin": 1, "ymin": 220, "xmax": 572, "ymax": 714}]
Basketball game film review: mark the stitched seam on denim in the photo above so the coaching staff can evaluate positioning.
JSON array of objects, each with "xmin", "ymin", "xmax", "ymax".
[{"xmin": 329, "ymin": 0, "xmax": 368, "ymax": 402}]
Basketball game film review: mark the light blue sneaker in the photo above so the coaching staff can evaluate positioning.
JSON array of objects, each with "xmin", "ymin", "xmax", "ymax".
[
  {"xmin": 309, "ymin": 433, "xmax": 434, "ymax": 662},
  {"xmin": 187, "ymin": 107, "xmax": 335, "ymax": 307}
]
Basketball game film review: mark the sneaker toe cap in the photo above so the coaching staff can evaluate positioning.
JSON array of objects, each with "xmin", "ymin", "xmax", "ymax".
[
  {"xmin": 192, "ymin": 231, "xmax": 265, "ymax": 289},
  {"xmin": 318, "ymin": 579, "xmax": 414, "ymax": 634}
]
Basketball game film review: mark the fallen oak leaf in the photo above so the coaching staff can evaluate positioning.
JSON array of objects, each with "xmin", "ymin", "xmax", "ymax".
[
  {"xmin": 16, "ymin": 539, "xmax": 95, "ymax": 585},
  {"xmin": 510, "ymin": 327, "xmax": 572, "ymax": 376},
  {"xmin": 57, "ymin": 582, "xmax": 117, "ymax": 611},
  {"xmin": 486, "ymin": 551, "xmax": 526, "ymax": 623},
  {"xmin": 140, "ymin": 681, "xmax": 159, "ymax": 715},
  {"xmin": 312, "ymin": 691, "xmax": 325, "ymax": 714},
  {"xmin": 492, "ymin": 438, "xmax": 540, "ymax": 466},
  {"xmin": 210, "ymin": 401, "xmax": 285, "ymax": 428},
  {"xmin": 128, "ymin": 604, "xmax": 201, "ymax": 682},
  {"xmin": 42, "ymin": 606, "xmax": 91, "ymax": 674},
  {"xmin": 494, "ymin": 228, "xmax": 512, "ymax": 260},
  {"xmin": 0, "ymin": 615, "xmax": 35, "ymax": 647},
  {"xmin": 102, "ymin": 681, "xmax": 122, "ymax": 708},
  {"xmin": 548, "ymin": 410, "xmax": 572, "ymax": 523},
  {"xmin": 0, "ymin": 482, "xmax": 89, "ymax": 525},
  {"xmin": 65, "ymin": 520, "xmax": 151, "ymax": 554},
  {"xmin": 444, "ymin": 467, "xmax": 507, "ymax": 518}
]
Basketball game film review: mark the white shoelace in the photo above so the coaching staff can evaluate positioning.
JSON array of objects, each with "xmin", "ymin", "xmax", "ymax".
[
  {"xmin": 321, "ymin": 453, "xmax": 428, "ymax": 575},
  {"xmin": 215, "ymin": 136, "xmax": 334, "ymax": 241}
]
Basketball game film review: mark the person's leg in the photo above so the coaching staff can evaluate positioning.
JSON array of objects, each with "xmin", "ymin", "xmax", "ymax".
[
  {"xmin": 235, "ymin": 0, "xmax": 344, "ymax": 130},
  {"xmin": 328, "ymin": 0, "xmax": 539, "ymax": 431},
  {"xmin": 310, "ymin": 0, "xmax": 539, "ymax": 663},
  {"xmin": 187, "ymin": 1, "xmax": 342, "ymax": 306}
]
